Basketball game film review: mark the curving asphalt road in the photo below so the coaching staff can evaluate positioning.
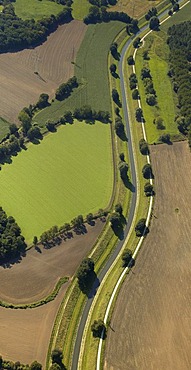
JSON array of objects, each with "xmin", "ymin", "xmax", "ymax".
[{"xmin": 71, "ymin": 3, "xmax": 184, "ymax": 369}]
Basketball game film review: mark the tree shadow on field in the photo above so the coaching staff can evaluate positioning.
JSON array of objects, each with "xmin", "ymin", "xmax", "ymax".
[{"xmin": 0, "ymin": 251, "xmax": 26, "ymax": 269}]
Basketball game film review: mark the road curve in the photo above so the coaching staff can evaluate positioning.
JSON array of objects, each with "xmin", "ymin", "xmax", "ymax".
[{"xmin": 71, "ymin": 2, "xmax": 185, "ymax": 368}]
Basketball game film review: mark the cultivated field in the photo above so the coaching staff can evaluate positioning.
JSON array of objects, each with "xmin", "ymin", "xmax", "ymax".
[
  {"xmin": 104, "ymin": 141, "xmax": 191, "ymax": 370},
  {"xmin": 0, "ymin": 220, "xmax": 104, "ymax": 304},
  {"xmin": 14, "ymin": 0, "xmax": 63, "ymax": 20},
  {"xmin": 0, "ymin": 284, "xmax": 68, "ymax": 366},
  {"xmin": 0, "ymin": 20, "xmax": 86, "ymax": 124},
  {"xmin": 109, "ymin": 0, "xmax": 163, "ymax": 19},
  {"xmin": 35, "ymin": 21, "xmax": 125, "ymax": 126},
  {"xmin": 0, "ymin": 122, "xmax": 113, "ymax": 243},
  {"xmin": 0, "ymin": 220, "xmax": 104, "ymax": 365}
]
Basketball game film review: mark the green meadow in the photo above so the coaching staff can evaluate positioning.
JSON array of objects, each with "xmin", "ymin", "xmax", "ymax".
[
  {"xmin": 34, "ymin": 21, "xmax": 125, "ymax": 127},
  {"xmin": 0, "ymin": 122, "xmax": 113, "ymax": 243},
  {"xmin": 14, "ymin": 0, "xmax": 63, "ymax": 20},
  {"xmin": 72, "ymin": 0, "xmax": 90, "ymax": 20},
  {"xmin": 136, "ymin": 31, "xmax": 179, "ymax": 143}
]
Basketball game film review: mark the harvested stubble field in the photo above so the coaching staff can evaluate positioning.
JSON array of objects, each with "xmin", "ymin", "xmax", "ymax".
[
  {"xmin": 109, "ymin": 0, "xmax": 163, "ymax": 19},
  {"xmin": 0, "ymin": 20, "xmax": 86, "ymax": 123},
  {"xmin": 0, "ymin": 220, "xmax": 104, "ymax": 365},
  {"xmin": 104, "ymin": 141, "xmax": 191, "ymax": 370}
]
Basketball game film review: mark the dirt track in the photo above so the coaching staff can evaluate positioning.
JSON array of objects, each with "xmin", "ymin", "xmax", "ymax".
[
  {"xmin": 104, "ymin": 141, "xmax": 191, "ymax": 370},
  {"xmin": 0, "ymin": 20, "xmax": 86, "ymax": 122}
]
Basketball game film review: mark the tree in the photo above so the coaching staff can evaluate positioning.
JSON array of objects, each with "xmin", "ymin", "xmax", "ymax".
[
  {"xmin": 127, "ymin": 55, "xmax": 134, "ymax": 65},
  {"xmin": 86, "ymin": 213, "xmax": 94, "ymax": 224},
  {"xmin": 77, "ymin": 258, "xmax": 95, "ymax": 290},
  {"xmin": 33, "ymin": 236, "xmax": 38, "ymax": 246},
  {"xmin": 46, "ymin": 121, "xmax": 56, "ymax": 132},
  {"xmin": 139, "ymin": 138, "xmax": 149, "ymax": 155},
  {"xmin": 159, "ymin": 133, "xmax": 171, "ymax": 143},
  {"xmin": 110, "ymin": 63, "xmax": 116, "ymax": 74},
  {"xmin": 149, "ymin": 16, "xmax": 160, "ymax": 30},
  {"xmin": 135, "ymin": 107, "xmax": 143, "ymax": 122},
  {"xmin": 132, "ymin": 89, "xmax": 139, "ymax": 100},
  {"xmin": 119, "ymin": 161, "xmax": 128, "ymax": 180},
  {"xmin": 9, "ymin": 123, "xmax": 18, "ymax": 135},
  {"xmin": 91, "ymin": 319, "xmax": 106, "ymax": 338},
  {"xmin": 71, "ymin": 215, "xmax": 84, "ymax": 229},
  {"xmin": 36, "ymin": 93, "xmax": 49, "ymax": 109},
  {"xmin": 114, "ymin": 203, "xmax": 123, "ymax": 215},
  {"xmin": 30, "ymin": 361, "xmax": 42, "ymax": 370},
  {"xmin": 115, "ymin": 118, "xmax": 125, "ymax": 137},
  {"xmin": 146, "ymin": 94, "xmax": 157, "ymax": 106},
  {"xmin": 122, "ymin": 249, "xmax": 132, "ymax": 267},
  {"xmin": 51, "ymin": 349, "xmax": 63, "ymax": 365},
  {"xmin": 112, "ymin": 89, "xmax": 119, "ymax": 104},
  {"xmin": 27, "ymin": 126, "xmax": 42, "ymax": 141},
  {"xmin": 144, "ymin": 182, "xmax": 154, "ymax": 196},
  {"xmin": 109, "ymin": 212, "xmax": 121, "ymax": 228},
  {"xmin": 119, "ymin": 152, "xmax": 125, "ymax": 161},
  {"xmin": 135, "ymin": 218, "xmax": 147, "ymax": 236},
  {"xmin": 18, "ymin": 111, "xmax": 32, "ymax": 135},
  {"xmin": 173, "ymin": 2, "xmax": 179, "ymax": 11},
  {"xmin": 155, "ymin": 116, "xmax": 165, "ymax": 130},
  {"xmin": 142, "ymin": 163, "xmax": 153, "ymax": 179},
  {"xmin": 141, "ymin": 67, "xmax": 151, "ymax": 79},
  {"xmin": 133, "ymin": 37, "xmax": 141, "ymax": 48}
]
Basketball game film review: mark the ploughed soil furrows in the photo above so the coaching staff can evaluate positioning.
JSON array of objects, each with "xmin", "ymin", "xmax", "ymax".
[
  {"xmin": 0, "ymin": 20, "xmax": 86, "ymax": 123},
  {"xmin": 104, "ymin": 141, "xmax": 191, "ymax": 370},
  {"xmin": 0, "ymin": 220, "xmax": 104, "ymax": 366}
]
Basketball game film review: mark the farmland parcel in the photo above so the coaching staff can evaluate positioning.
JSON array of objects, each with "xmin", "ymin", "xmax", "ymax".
[{"xmin": 0, "ymin": 122, "xmax": 113, "ymax": 243}]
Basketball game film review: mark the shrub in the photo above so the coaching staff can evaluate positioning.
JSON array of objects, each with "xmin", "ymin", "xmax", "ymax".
[
  {"xmin": 139, "ymin": 138, "xmax": 149, "ymax": 155},
  {"xmin": 122, "ymin": 249, "xmax": 132, "ymax": 267},
  {"xmin": 144, "ymin": 182, "xmax": 154, "ymax": 196},
  {"xmin": 91, "ymin": 320, "xmax": 106, "ymax": 338},
  {"xmin": 135, "ymin": 218, "xmax": 147, "ymax": 237},
  {"xmin": 142, "ymin": 163, "xmax": 153, "ymax": 179},
  {"xmin": 132, "ymin": 89, "xmax": 139, "ymax": 100},
  {"xmin": 146, "ymin": 94, "xmax": 157, "ymax": 106},
  {"xmin": 127, "ymin": 55, "xmax": 134, "ymax": 65}
]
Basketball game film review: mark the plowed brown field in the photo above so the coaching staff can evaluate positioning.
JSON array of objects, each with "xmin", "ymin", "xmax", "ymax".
[
  {"xmin": 0, "ymin": 220, "xmax": 104, "ymax": 366},
  {"xmin": 0, "ymin": 20, "xmax": 86, "ymax": 123},
  {"xmin": 104, "ymin": 141, "xmax": 191, "ymax": 370}
]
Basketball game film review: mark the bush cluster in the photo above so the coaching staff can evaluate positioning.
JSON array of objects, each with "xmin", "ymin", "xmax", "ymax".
[{"xmin": 84, "ymin": 6, "xmax": 133, "ymax": 24}]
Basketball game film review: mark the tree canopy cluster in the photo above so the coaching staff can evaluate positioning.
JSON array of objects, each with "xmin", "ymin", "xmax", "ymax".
[
  {"xmin": 77, "ymin": 258, "xmax": 95, "ymax": 291},
  {"xmin": 0, "ymin": 356, "xmax": 42, "ymax": 370},
  {"xmin": 141, "ymin": 67, "xmax": 157, "ymax": 107},
  {"xmin": 55, "ymin": 76, "xmax": 78, "ymax": 101},
  {"xmin": 84, "ymin": 5, "xmax": 134, "ymax": 25},
  {"xmin": 88, "ymin": 0, "xmax": 117, "ymax": 6},
  {"xmin": 167, "ymin": 21, "xmax": 191, "ymax": 139},
  {"xmin": 0, "ymin": 207, "xmax": 26, "ymax": 262},
  {"xmin": 0, "ymin": 2, "xmax": 72, "ymax": 53}
]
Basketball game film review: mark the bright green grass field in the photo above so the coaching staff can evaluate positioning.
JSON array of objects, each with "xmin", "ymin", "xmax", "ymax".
[
  {"xmin": 72, "ymin": 0, "xmax": 90, "ymax": 20},
  {"xmin": 0, "ymin": 122, "xmax": 113, "ymax": 243},
  {"xmin": 14, "ymin": 0, "xmax": 63, "ymax": 20},
  {"xmin": 34, "ymin": 21, "xmax": 125, "ymax": 127},
  {"xmin": 136, "ymin": 32, "xmax": 178, "ymax": 144}
]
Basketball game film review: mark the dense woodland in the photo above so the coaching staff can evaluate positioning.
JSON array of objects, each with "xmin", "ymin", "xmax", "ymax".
[
  {"xmin": 167, "ymin": 21, "xmax": 191, "ymax": 140},
  {"xmin": 0, "ymin": 207, "xmax": 26, "ymax": 262},
  {"xmin": 0, "ymin": 1, "xmax": 72, "ymax": 53}
]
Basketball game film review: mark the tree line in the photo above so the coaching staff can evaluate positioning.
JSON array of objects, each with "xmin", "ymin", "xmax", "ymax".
[
  {"xmin": 0, "ymin": 207, "xmax": 26, "ymax": 262},
  {"xmin": 167, "ymin": 21, "xmax": 191, "ymax": 143},
  {"xmin": 84, "ymin": 4, "xmax": 135, "ymax": 25},
  {"xmin": 0, "ymin": 1, "xmax": 72, "ymax": 53}
]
